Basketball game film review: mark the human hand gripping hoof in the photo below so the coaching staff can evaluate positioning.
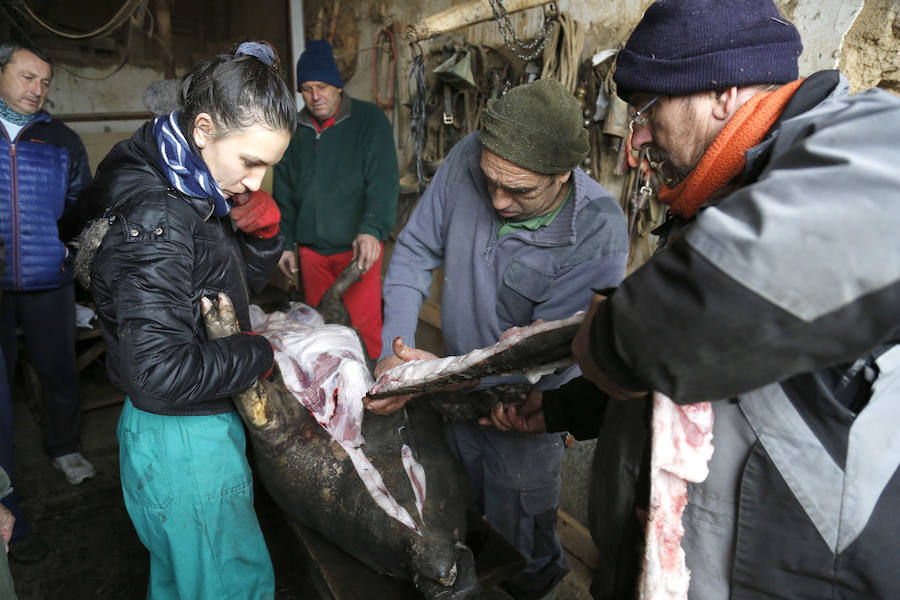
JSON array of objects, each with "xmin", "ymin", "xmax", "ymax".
[{"xmin": 201, "ymin": 292, "xmax": 241, "ymax": 340}]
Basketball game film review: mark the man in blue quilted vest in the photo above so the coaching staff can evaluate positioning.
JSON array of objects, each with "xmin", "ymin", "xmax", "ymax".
[{"xmin": 0, "ymin": 40, "xmax": 94, "ymax": 556}]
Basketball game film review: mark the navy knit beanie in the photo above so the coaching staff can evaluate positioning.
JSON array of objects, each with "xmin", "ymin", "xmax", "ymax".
[
  {"xmin": 614, "ymin": 0, "xmax": 802, "ymax": 101},
  {"xmin": 296, "ymin": 39, "xmax": 343, "ymax": 90}
]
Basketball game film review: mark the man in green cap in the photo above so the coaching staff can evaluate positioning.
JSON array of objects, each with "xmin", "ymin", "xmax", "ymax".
[{"xmin": 366, "ymin": 78, "xmax": 628, "ymax": 600}]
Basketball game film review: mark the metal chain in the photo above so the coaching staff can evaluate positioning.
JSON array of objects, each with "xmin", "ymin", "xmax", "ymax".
[
  {"xmin": 407, "ymin": 52, "xmax": 428, "ymax": 192},
  {"xmin": 488, "ymin": 0, "xmax": 555, "ymax": 61}
]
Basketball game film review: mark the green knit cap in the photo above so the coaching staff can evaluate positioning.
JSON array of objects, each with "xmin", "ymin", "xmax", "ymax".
[{"xmin": 481, "ymin": 78, "xmax": 589, "ymax": 175}]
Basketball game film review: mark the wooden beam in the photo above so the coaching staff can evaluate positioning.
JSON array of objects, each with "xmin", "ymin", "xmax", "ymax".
[
  {"xmin": 153, "ymin": 0, "xmax": 176, "ymax": 79},
  {"xmin": 56, "ymin": 111, "xmax": 154, "ymax": 122},
  {"xmin": 82, "ymin": 395, "xmax": 125, "ymax": 413},
  {"xmin": 557, "ymin": 509, "xmax": 600, "ymax": 569},
  {"xmin": 407, "ymin": 0, "xmax": 550, "ymax": 42},
  {"xmin": 75, "ymin": 340, "xmax": 107, "ymax": 373}
]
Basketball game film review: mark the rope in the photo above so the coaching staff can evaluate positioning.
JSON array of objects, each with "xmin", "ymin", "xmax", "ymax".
[
  {"xmin": 53, "ymin": 23, "xmax": 135, "ymax": 82},
  {"xmin": 540, "ymin": 12, "xmax": 585, "ymax": 92},
  {"xmin": 5, "ymin": 1, "xmax": 152, "ymax": 82},
  {"xmin": 12, "ymin": 0, "xmax": 147, "ymax": 40},
  {"xmin": 372, "ymin": 28, "xmax": 397, "ymax": 114}
]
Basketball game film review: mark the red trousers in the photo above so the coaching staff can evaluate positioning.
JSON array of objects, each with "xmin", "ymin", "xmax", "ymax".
[{"xmin": 299, "ymin": 246, "xmax": 383, "ymax": 359}]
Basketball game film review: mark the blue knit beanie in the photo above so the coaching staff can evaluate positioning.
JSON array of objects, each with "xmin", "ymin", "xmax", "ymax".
[
  {"xmin": 296, "ymin": 39, "xmax": 343, "ymax": 90},
  {"xmin": 614, "ymin": 0, "xmax": 802, "ymax": 101}
]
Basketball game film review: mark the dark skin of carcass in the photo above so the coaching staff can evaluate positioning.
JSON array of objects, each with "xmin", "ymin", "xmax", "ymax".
[{"xmin": 201, "ymin": 268, "xmax": 479, "ymax": 599}]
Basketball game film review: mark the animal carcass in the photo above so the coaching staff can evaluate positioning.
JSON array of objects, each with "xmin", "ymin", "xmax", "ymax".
[
  {"xmin": 638, "ymin": 393, "xmax": 714, "ymax": 600},
  {"xmin": 368, "ymin": 314, "xmax": 584, "ymax": 399},
  {"xmin": 202, "ymin": 292, "xmax": 479, "ymax": 599},
  {"xmin": 367, "ymin": 314, "xmax": 584, "ymax": 420}
]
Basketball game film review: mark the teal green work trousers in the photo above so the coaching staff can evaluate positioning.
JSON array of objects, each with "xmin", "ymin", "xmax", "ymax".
[{"xmin": 117, "ymin": 398, "xmax": 274, "ymax": 600}]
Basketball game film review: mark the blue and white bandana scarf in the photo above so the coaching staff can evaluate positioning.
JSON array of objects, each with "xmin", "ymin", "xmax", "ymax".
[{"xmin": 152, "ymin": 111, "xmax": 231, "ymax": 217}]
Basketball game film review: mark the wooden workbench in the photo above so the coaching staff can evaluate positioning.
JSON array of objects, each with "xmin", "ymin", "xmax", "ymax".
[{"xmin": 290, "ymin": 509, "xmax": 523, "ymax": 600}]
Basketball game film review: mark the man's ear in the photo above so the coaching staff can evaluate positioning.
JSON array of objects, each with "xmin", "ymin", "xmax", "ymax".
[
  {"xmin": 711, "ymin": 87, "xmax": 739, "ymax": 122},
  {"xmin": 192, "ymin": 113, "xmax": 216, "ymax": 148}
]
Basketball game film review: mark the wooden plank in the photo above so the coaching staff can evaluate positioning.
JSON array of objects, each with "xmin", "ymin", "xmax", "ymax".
[
  {"xmin": 76, "ymin": 327, "xmax": 104, "ymax": 340},
  {"xmin": 75, "ymin": 340, "xmax": 107, "ymax": 372},
  {"xmin": 557, "ymin": 509, "xmax": 600, "ymax": 569},
  {"xmin": 419, "ymin": 299, "xmax": 442, "ymax": 330},
  {"xmin": 286, "ymin": 510, "xmax": 523, "ymax": 600},
  {"xmin": 82, "ymin": 394, "xmax": 124, "ymax": 413},
  {"xmin": 56, "ymin": 111, "xmax": 154, "ymax": 123},
  {"xmin": 289, "ymin": 520, "xmax": 421, "ymax": 600}
]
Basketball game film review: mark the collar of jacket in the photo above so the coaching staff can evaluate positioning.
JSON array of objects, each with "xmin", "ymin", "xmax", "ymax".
[
  {"xmin": 24, "ymin": 110, "xmax": 51, "ymax": 127},
  {"xmin": 298, "ymin": 93, "xmax": 353, "ymax": 133},
  {"xmin": 655, "ymin": 69, "xmax": 843, "ymax": 239},
  {"xmin": 466, "ymin": 142, "xmax": 586, "ymax": 248},
  {"xmin": 1, "ymin": 110, "xmax": 51, "ymax": 141},
  {"xmin": 99, "ymin": 120, "xmax": 217, "ymax": 222},
  {"xmin": 737, "ymin": 69, "xmax": 842, "ymax": 187}
]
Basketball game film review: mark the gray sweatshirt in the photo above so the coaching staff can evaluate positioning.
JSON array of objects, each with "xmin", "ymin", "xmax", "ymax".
[{"xmin": 381, "ymin": 131, "xmax": 628, "ymax": 390}]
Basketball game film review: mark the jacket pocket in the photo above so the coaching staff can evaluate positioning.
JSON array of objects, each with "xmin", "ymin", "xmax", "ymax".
[
  {"xmin": 119, "ymin": 429, "xmax": 176, "ymax": 509},
  {"xmin": 497, "ymin": 259, "xmax": 554, "ymax": 327}
]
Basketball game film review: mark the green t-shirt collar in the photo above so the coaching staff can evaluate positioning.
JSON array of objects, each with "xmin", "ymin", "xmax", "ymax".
[{"xmin": 497, "ymin": 185, "xmax": 571, "ymax": 238}]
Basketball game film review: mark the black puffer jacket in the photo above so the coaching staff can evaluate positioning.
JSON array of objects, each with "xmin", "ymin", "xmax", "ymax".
[{"xmin": 78, "ymin": 120, "xmax": 278, "ymax": 416}]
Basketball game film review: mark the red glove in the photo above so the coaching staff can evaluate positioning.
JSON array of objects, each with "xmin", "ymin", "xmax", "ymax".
[{"xmin": 231, "ymin": 190, "xmax": 280, "ymax": 239}]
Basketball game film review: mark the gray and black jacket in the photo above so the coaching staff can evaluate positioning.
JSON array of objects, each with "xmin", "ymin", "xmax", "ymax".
[
  {"xmin": 593, "ymin": 71, "xmax": 900, "ymax": 401},
  {"xmin": 544, "ymin": 71, "xmax": 900, "ymax": 599},
  {"xmin": 68, "ymin": 121, "xmax": 278, "ymax": 416}
]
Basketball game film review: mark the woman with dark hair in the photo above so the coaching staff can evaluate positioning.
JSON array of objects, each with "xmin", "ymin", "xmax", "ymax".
[{"xmin": 72, "ymin": 41, "xmax": 296, "ymax": 599}]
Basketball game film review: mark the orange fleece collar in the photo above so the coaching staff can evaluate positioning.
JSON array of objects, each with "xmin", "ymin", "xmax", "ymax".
[{"xmin": 659, "ymin": 79, "xmax": 804, "ymax": 219}]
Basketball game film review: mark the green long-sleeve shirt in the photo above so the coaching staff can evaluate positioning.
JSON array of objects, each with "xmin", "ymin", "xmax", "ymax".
[{"xmin": 273, "ymin": 95, "xmax": 399, "ymax": 255}]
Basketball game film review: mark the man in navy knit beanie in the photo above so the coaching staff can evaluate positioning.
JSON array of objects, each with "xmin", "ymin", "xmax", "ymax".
[
  {"xmin": 485, "ymin": 1, "xmax": 900, "ymax": 598},
  {"xmin": 274, "ymin": 40, "xmax": 398, "ymax": 361},
  {"xmin": 612, "ymin": 0, "xmax": 803, "ymax": 187},
  {"xmin": 613, "ymin": 0, "xmax": 802, "ymax": 101},
  {"xmin": 295, "ymin": 39, "xmax": 343, "ymax": 91}
]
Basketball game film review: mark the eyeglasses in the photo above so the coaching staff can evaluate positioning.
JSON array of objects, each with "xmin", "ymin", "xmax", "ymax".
[{"xmin": 629, "ymin": 96, "xmax": 659, "ymax": 130}]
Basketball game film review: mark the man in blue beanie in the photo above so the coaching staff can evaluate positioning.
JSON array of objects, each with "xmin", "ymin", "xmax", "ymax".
[
  {"xmin": 274, "ymin": 39, "xmax": 398, "ymax": 360},
  {"xmin": 484, "ymin": 1, "xmax": 900, "ymax": 598}
]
